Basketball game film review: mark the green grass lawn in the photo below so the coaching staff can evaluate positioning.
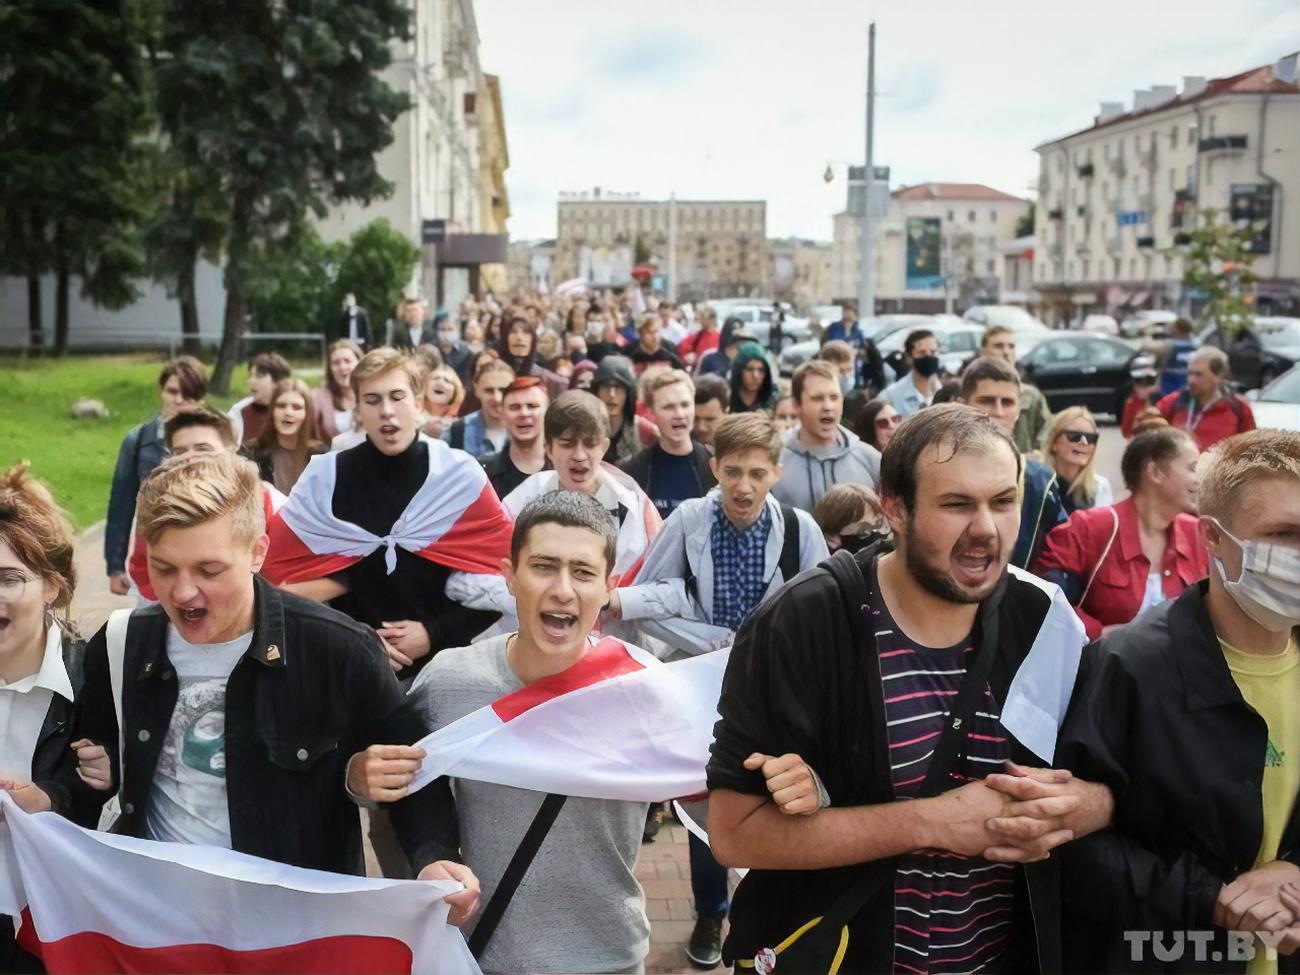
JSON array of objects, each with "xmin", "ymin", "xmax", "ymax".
[{"xmin": 0, "ymin": 355, "xmax": 246, "ymax": 529}]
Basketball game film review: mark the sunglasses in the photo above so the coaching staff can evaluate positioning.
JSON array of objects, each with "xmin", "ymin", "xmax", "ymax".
[{"xmin": 1061, "ymin": 430, "xmax": 1100, "ymax": 445}]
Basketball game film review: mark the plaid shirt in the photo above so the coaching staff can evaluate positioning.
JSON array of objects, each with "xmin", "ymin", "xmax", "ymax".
[{"xmin": 709, "ymin": 501, "xmax": 773, "ymax": 631}]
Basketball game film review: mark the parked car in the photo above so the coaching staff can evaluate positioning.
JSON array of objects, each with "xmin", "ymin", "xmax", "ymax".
[
  {"xmin": 1200, "ymin": 317, "xmax": 1300, "ymax": 389},
  {"xmin": 776, "ymin": 314, "xmax": 964, "ymax": 376},
  {"xmin": 711, "ymin": 301, "xmax": 812, "ymax": 346},
  {"xmin": 1017, "ymin": 333, "xmax": 1151, "ymax": 416},
  {"xmin": 1080, "ymin": 314, "xmax": 1119, "ymax": 335},
  {"xmin": 1245, "ymin": 367, "xmax": 1300, "ymax": 432},
  {"xmin": 1120, "ymin": 309, "xmax": 1178, "ymax": 339},
  {"xmin": 962, "ymin": 305, "xmax": 1051, "ymax": 334}
]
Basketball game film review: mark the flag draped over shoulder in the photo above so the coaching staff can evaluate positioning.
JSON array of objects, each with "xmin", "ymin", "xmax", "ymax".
[
  {"xmin": 409, "ymin": 637, "xmax": 727, "ymax": 802},
  {"xmin": 261, "ymin": 435, "xmax": 511, "ymax": 585},
  {"xmin": 0, "ymin": 795, "xmax": 479, "ymax": 975}
]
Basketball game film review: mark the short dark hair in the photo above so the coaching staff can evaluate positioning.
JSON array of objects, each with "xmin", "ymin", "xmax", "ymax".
[
  {"xmin": 959, "ymin": 356, "xmax": 1020, "ymax": 400},
  {"xmin": 159, "ymin": 355, "xmax": 208, "ymax": 401},
  {"xmin": 879, "ymin": 403, "xmax": 1021, "ymax": 513},
  {"xmin": 544, "ymin": 390, "xmax": 609, "ymax": 443},
  {"xmin": 694, "ymin": 374, "xmax": 729, "ymax": 411},
  {"xmin": 903, "ymin": 329, "xmax": 935, "ymax": 357},
  {"xmin": 1121, "ymin": 427, "xmax": 1194, "ymax": 493},
  {"xmin": 932, "ymin": 380, "xmax": 961, "ymax": 404},
  {"xmin": 511, "ymin": 490, "xmax": 617, "ymax": 571},
  {"xmin": 249, "ymin": 351, "xmax": 291, "ymax": 382},
  {"xmin": 164, "ymin": 405, "xmax": 236, "ymax": 450}
]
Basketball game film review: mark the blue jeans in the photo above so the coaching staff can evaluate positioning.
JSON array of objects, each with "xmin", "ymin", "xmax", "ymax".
[{"xmin": 688, "ymin": 833, "xmax": 729, "ymax": 918}]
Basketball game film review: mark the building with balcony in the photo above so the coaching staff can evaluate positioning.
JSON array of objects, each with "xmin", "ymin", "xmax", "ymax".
[{"xmin": 1032, "ymin": 53, "xmax": 1300, "ymax": 324}]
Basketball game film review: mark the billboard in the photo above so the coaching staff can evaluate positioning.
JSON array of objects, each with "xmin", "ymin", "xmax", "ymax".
[
  {"xmin": 905, "ymin": 217, "xmax": 942, "ymax": 289},
  {"xmin": 1230, "ymin": 184, "xmax": 1274, "ymax": 256}
]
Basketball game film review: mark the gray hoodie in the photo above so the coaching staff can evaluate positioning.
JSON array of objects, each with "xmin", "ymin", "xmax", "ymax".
[{"xmin": 772, "ymin": 424, "xmax": 882, "ymax": 512}]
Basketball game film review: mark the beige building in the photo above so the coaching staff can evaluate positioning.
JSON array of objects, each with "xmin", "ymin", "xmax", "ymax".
[
  {"xmin": 769, "ymin": 238, "xmax": 833, "ymax": 311},
  {"xmin": 553, "ymin": 190, "xmax": 767, "ymax": 300},
  {"xmin": 1033, "ymin": 54, "xmax": 1300, "ymax": 324},
  {"xmin": 831, "ymin": 183, "xmax": 1030, "ymax": 313}
]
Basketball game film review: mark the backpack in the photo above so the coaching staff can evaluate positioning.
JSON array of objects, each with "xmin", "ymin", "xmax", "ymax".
[{"xmin": 684, "ymin": 503, "xmax": 802, "ymax": 604}]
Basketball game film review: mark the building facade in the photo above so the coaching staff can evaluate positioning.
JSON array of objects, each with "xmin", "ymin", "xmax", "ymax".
[
  {"xmin": 1032, "ymin": 54, "xmax": 1300, "ymax": 324},
  {"xmin": 831, "ymin": 183, "xmax": 1030, "ymax": 313},
  {"xmin": 552, "ymin": 190, "xmax": 768, "ymax": 301},
  {"xmin": 769, "ymin": 238, "xmax": 833, "ymax": 311}
]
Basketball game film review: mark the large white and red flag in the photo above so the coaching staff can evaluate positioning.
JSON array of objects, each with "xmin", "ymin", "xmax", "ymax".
[
  {"xmin": 409, "ymin": 636, "xmax": 728, "ymax": 802},
  {"xmin": 0, "ymin": 795, "xmax": 479, "ymax": 974},
  {"xmin": 261, "ymin": 434, "xmax": 511, "ymax": 585}
]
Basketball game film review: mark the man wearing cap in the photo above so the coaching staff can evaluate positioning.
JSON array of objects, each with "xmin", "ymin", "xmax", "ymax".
[
  {"xmin": 1121, "ymin": 366, "xmax": 1163, "ymax": 439},
  {"xmin": 482, "ymin": 376, "xmax": 551, "ymax": 499}
]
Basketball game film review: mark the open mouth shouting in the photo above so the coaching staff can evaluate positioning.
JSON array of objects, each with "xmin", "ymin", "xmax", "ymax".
[
  {"xmin": 538, "ymin": 610, "xmax": 579, "ymax": 641},
  {"xmin": 566, "ymin": 462, "xmax": 593, "ymax": 486},
  {"xmin": 175, "ymin": 604, "xmax": 209, "ymax": 632},
  {"xmin": 0, "ymin": 612, "xmax": 11, "ymax": 636},
  {"xmin": 952, "ymin": 547, "xmax": 997, "ymax": 587}
]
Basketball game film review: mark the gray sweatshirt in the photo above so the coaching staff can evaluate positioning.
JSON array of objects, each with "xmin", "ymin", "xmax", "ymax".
[{"xmin": 771, "ymin": 424, "xmax": 882, "ymax": 512}]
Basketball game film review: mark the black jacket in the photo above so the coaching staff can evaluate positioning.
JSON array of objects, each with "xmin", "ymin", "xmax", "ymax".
[
  {"xmin": 1056, "ymin": 581, "xmax": 1300, "ymax": 973},
  {"xmin": 47, "ymin": 576, "xmax": 458, "ymax": 876},
  {"xmin": 707, "ymin": 546, "xmax": 1062, "ymax": 974},
  {"xmin": 618, "ymin": 441, "xmax": 716, "ymax": 501}
]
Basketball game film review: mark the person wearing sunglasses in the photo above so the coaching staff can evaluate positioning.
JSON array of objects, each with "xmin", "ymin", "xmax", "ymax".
[
  {"xmin": 852, "ymin": 399, "xmax": 902, "ymax": 453},
  {"xmin": 1044, "ymin": 407, "xmax": 1113, "ymax": 516},
  {"xmin": 1036, "ymin": 427, "xmax": 1207, "ymax": 639}
]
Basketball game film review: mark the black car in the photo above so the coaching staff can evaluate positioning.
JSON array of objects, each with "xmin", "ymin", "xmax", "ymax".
[
  {"xmin": 1200, "ymin": 317, "xmax": 1300, "ymax": 390},
  {"xmin": 1017, "ymin": 334, "xmax": 1149, "ymax": 416}
]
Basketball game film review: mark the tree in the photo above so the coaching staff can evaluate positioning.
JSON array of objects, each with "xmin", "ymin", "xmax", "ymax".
[
  {"xmin": 243, "ymin": 222, "xmax": 344, "ymax": 334},
  {"xmin": 1016, "ymin": 202, "xmax": 1036, "ymax": 239},
  {"xmin": 154, "ymin": 0, "xmax": 412, "ymax": 394},
  {"xmin": 1182, "ymin": 208, "xmax": 1258, "ymax": 338},
  {"xmin": 333, "ymin": 219, "xmax": 421, "ymax": 328},
  {"xmin": 0, "ymin": 0, "xmax": 153, "ymax": 355}
]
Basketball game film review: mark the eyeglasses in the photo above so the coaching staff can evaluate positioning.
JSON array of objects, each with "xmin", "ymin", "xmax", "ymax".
[
  {"xmin": 1061, "ymin": 430, "xmax": 1100, "ymax": 445},
  {"xmin": 875, "ymin": 414, "xmax": 903, "ymax": 429},
  {"xmin": 0, "ymin": 569, "xmax": 34, "ymax": 597}
]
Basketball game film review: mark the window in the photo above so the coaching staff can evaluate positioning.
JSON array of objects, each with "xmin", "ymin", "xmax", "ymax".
[
  {"xmin": 1087, "ymin": 339, "xmax": 1130, "ymax": 365},
  {"xmin": 1082, "ymin": 259, "xmax": 1091, "ymax": 280},
  {"xmin": 947, "ymin": 209, "xmax": 955, "ymax": 221},
  {"xmin": 990, "ymin": 210, "xmax": 998, "ymax": 222},
  {"xmin": 968, "ymin": 210, "xmax": 976, "ymax": 222},
  {"xmin": 1135, "ymin": 134, "xmax": 1142, "ymax": 151},
  {"xmin": 1041, "ymin": 340, "xmax": 1084, "ymax": 365},
  {"xmin": 1169, "ymin": 168, "xmax": 1176, "ymax": 190},
  {"xmin": 1170, "ymin": 125, "xmax": 1178, "ymax": 148},
  {"xmin": 987, "ymin": 259, "xmax": 996, "ymax": 273}
]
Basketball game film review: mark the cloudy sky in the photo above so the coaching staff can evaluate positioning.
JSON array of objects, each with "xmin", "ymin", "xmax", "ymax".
[{"xmin": 475, "ymin": 0, "xmax": 1299, "ymax": 243}]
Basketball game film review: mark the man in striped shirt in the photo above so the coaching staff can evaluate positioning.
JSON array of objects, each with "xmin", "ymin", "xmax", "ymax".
[{"xmin": 708, "ymin": 405, "xmax": 1114, "ymax": 974}]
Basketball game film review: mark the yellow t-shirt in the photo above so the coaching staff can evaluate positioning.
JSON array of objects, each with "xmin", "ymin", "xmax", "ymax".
[{"xmin": 1220, "ymin": 634, "xmax": 1300, "ymax": 975}]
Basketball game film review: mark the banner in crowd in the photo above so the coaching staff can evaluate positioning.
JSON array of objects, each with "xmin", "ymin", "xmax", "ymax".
[
  {"xmin": 905, "ymin": 216, "xmax": 943, "ymax": 289},
  {"xmin": 0, "ymin": 796, "xmax": 479, "ymax": 975}
]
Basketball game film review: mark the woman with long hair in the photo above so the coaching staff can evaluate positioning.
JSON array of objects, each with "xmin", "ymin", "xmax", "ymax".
[
  {"xmin": 244, "ymin": 378, "xmax": 326, "ymax": 493},
  {"xmin": 1044, "ymin": 406, "xmax": 1113, "ymax": 514},
  {"xmin": 311, "ymin": 339, "xmax": 362, "ymax": 443},
  {"xmin": 854, "ymin": 399, "xmax": 902, "ymax": 453},
  {"xmin": 421, "ymin": 365, "xmax": 465, "ymax": 438},
  {"xmin": 497, "ymin": 314, "xmax": 566, "ymax": 398}
]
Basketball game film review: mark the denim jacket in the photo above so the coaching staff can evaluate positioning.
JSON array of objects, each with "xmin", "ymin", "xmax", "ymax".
[{"xmin": 105, "ymin": 418, "xmax": 168, "ymax": 574}]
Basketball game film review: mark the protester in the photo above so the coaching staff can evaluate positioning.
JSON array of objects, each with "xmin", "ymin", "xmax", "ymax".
[
  {"xmin": 656, "ymin": 299, "xmax": 689, "ymax": 346},
  {"xmin": 583, "ymin": 308, "xmax": 625, "ymax": 364},
  {"xmin": 876, "ymin": 329, "xmax": 943, "ymax": 417},
  {"xmin": 620, "ymin": 370, "xmax": 717, "ymax": 519},
  {"xmin": 772, "ymin": 360, "xmax": 882, "ymax": 512},
  {"xmin": 389, "ymin": 294, "xmax": 435, "ymax": 352},
  {"xmin": 768, "ymin": 300, "xmax": 787, "ymax": 355},
  {"xmin": 729, "ymin": 342, "xmax": 779, "ymax": 414},
  {"xmin": 1044, "ymin": 407, "xmax": 1113, "ymax": 514},
  {"xmin": 853, "ymin": 398, "xmax": 901, "ymax": 453},
  {"xmin": 463, "ymin": 319, "xmax": 487, "ymax": 355},
  {"xmin": 820, "ymin": 303, "xmax": 864, "ymax": 345},
  {"xmin": 771, "ymin": 394, "xmax": 797, "ymax": 437},
  {"xmin": 498, "ymin": 313, "xmax": 567, "ymax": 399},
  {"xmin": 980, "ymin": 324, "xmax": 1052, "ymax": 455},
  {"xmin": 0, "ymin": 463, "xmax": 82, "ymax": 972},
  {"xmin": 707, "ymin": 404, "xmax": 1111, "ymax": 974},
  {"xmin": 677, "ymin": 305, "xmax": 721, "ymax": 368},
  {"xmin": 1036, "ymin": 427, "xmax": 1206, "ymax": 639},
  {"xmin": 593, "ymin": 355, "xmax": 658, "ymax": 465},
  {"xmin": 1157, "ymin": 316, "xmax": 1197, "ymax": 397},
  {"xmin": 337, "ymin": 292, "xmax": 370, "ymax": 347},
  {"xmin": 243, "ymin": 377, "xmax": 326, "ymax": 495},
  {"xmin": 429, "ymin": 309, "xmax": 473, "ymax": 381},
  {"xmin": 38, "ymin": 451, "xmax": 480, "ymax": 930},
  {"xmin": 1056, "ymin": 429, "xmax": 1300, "ymax": 973},
  {"xmin": 226, "ymin": 351, "xmax": 291, "ymax": 446},
  {"xmin": 1131, "ymin": 407, "xmax": 1170, "ymax": 436},
  {"xmin": 570, "ymin": 359, "xmax": 598, "ymax": 392},
  {"xmin": 816, "ymin": 339, "xmax": 857, "ymax": 393},
  {"xmin": 106, "ymin": 355, "xmax": 208, "ymax": 596},
  {"xmin": 629, "ymin": 315, "xmax": 684, "ymax": 375},
  {"xmin": 958, "ymin": 356, "xmax": 1066, "ymax": 569},
  {"xmin": 1120, "ymin": 366, "xmax": 1162, "ymax": 439},
  {"xmin": 311, "ymin": 339, "xmax": 362, "ymax": 443},
  {"xmin": 691, "ymin": 374, "xmax": 729, "ymax": 451},
  {"xmin": 482, "ymin": 376, "xmax": 550, "ymax": 499},
  {"xmin": 444, "ymin": 357, "xmax": 514, "ymax": 458},
  {"xmin": 696, "ymin": 319, "xmax": 748, "ymax": 379},
  {"xmin": 420, "ymin": 364, "xmax": 465, "ymax": 439},
  {"xmin": 812, "ymin": 482, "xmax": 886, "ymax": 554},
  {"xmin": 1157, "ymin": 346, "xmax": 1256, "ymax": 452}
]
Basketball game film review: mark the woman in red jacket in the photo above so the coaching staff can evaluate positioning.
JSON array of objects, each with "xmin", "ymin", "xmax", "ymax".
[{"xmin": 1034, "ymin": 427, "xmax": 1207, "ymax": 639}]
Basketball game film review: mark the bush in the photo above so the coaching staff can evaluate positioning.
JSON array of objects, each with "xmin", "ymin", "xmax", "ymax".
[{"xmin": 334, "ymin": 218, "xmax": 421, "ymax": 324}]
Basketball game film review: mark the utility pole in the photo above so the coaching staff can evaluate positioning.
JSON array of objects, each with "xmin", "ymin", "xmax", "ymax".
[
  {"xmin": 858, "ymin": 22, "xmax": 877, "ymax": 319},
  {"xmin": 667, "ymin": 192, "xmax": 679, "ymax": 302}
]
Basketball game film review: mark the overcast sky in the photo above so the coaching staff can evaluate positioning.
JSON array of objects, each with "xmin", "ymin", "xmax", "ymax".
[{"xmin": 475, "ymin": 0, "xmax": 1299, "ymax": 243}]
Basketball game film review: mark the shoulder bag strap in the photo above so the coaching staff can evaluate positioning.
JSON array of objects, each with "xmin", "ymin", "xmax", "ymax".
[
  {"xmin": 97, "ymin": 608, "xmax": 132, "ymax": 831},
  {"xmin": 1078, "ymin": 506, "xmax": 1121, "ymax": 608},
  {"xmin": 777, "ymin": 504, "xmax": 802, "ymax": 583}
]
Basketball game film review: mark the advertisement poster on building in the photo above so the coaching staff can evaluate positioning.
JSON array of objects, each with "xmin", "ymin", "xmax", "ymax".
[
  {"xmin": 906, "ymin": 217, "xmax": 942, "ymax": 289},
  {"xmin": 1230, "ymin": 184, "xmax": 1273, "ymax": 255}
]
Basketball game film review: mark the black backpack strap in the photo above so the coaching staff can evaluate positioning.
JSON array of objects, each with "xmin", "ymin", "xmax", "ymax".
[
  {"xmin": 449, "ymin": 420, "xmax": 465, "ymax": 450},
  {"xmin": 468, "ymin": 792, "xmax": 567, "ymax": 959},
  {"xmin": 777, "ymin": 504, "xmax": 802, "ymax": 583}
]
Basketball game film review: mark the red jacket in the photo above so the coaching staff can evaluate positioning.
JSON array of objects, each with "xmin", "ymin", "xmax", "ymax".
[
  {"xmin": 1156, "ymin": 389, "xmax": 1255, "ymax": 452},
  {"xmin": 1034, "ymin": 496, "xmax": 1207, "ymax": 640},
  {"xmin": 1120, "ymin": 393, "xmax": 1151, "ymax": 438},
  {"xmin": 677, "ymin": 328, "xmax": 720, "ymax": 366}
]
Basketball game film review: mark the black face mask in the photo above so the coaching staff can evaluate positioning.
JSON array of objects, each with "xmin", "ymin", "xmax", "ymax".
[
  {"xmin": 837, "ymin": 530, "xmax": 888, "ymax": 555},
  {"xmin": 912, "ymin": 355, "xmax": 941, "ymax": 378}
]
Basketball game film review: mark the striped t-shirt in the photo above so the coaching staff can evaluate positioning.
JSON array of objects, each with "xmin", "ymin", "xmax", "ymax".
[{"xmin": 868, "ymin": 567, "xmax": 1015, "ymax": 975}]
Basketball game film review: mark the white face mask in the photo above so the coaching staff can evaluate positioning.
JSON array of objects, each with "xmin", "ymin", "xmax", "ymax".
[{"xmin": 1211, "ymin": 518, "xmax": 1300, "ymax": 633}]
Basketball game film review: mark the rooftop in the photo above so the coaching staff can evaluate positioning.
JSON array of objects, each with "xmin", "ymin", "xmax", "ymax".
[{"xmin": 891, "ymin": 182, "xmax": 1026, "ymax": 203}]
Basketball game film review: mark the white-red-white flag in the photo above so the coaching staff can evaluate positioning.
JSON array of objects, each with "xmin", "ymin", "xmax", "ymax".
[
  {"xmin": 0, "ymin": 795, "xmax": 479, "ymax": 974},
  {"xmin": 261, "ymin": 435, "xmax": 511, "ymax": 584}
]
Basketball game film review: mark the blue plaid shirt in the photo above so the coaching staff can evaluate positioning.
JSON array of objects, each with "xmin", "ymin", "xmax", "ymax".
[{"xmin": 710, "ymin": 501, "xmax": 773, "ymax": 631}]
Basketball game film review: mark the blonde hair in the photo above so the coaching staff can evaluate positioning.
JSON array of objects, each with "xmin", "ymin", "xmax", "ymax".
[
  {"xmin": 713, "ymin": 412, "xmax": 782, "ymax": 465},
  {"xmin": 424, "ymin": 365, "xmax": 465, "ymax": 417},
  {"xmin": 349, "ymin": 347, "xmax": 423, "ymax": 400},
  {"xmin": 643, "ymin": 368, "xmax": 694, "ymax": 409},
  {"xmin": 1046, "ymin": 406, "xmax": 1101, "ymax": 504},
  {"xmin": 137, "ymin": 452, "xmax": 265, "ymax": 546},
  {"xmin": 0, "ymin": 462, "xmax": 77, "ymax": 623},
  {"xmin": 1198, "ymin": 429, "xmax": 1300, "ymax": 528}
]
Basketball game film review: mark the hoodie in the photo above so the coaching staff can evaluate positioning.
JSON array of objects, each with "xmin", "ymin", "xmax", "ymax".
[
  {"xmin": 771, "ymin": 423, "xmax": 882, "ymax": 512},
  {"xmin": 728, "ymin": 342, "xmax": 778, "ymax": 413},
  {"xmin": 592, "ymin": 355, "xmax": 657, "ymax": 463}
]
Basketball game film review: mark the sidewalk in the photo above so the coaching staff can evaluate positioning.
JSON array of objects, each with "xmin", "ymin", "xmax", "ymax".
[{"xmin": 71, "ymin": 523, "xmax": 719, "ymax": 973}]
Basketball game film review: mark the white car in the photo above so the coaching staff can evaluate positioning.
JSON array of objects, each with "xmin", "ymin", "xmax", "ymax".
[
  {"xmin": 1246, "ymin": 367, "xmax": 1300, "ymax": 432},
  {"xmin": 713, "ymin": 302, "xmax": 812, "ymax": 345},
  {"xmin": 1081, "ymin": 314, "xmax": 1120, "ymax": 335},
  {"xmin": 962, "ymin": 304, "xmax": 1051, "ymax": 334},
  {"xmin": 1120, "ymin": 309, "xmax": 1178, "ymax": 339}
]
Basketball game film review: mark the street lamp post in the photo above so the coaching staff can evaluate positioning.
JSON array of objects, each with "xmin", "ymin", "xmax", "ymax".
[{"xmin": 858, "ymin": 22, "xmax": 877, "ymax": 318}]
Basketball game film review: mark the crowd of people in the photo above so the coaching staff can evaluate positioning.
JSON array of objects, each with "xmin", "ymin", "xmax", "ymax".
[{"xmin": 1, "ymin": 284, "xmax": 1297, "ymax": 975}]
